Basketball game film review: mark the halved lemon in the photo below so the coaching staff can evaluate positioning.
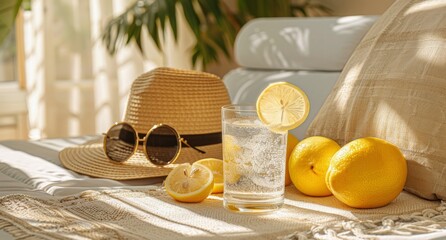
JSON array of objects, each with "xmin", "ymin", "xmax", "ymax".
[
  {"xmin": 256, "ymin": 82, "xmax": 310, "ymax": 133},
  {"xmin": 195, "ymin": 158, "xmax": 224, "ymax": 193},
  {"xmin": 164, "ymin": 163, "xmax": 214, "ymax": 203}
]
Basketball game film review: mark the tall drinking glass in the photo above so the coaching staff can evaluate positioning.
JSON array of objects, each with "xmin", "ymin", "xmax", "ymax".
[{"xmin": 221, "ymin": 105, "xmax": 287, "ymax": 213}]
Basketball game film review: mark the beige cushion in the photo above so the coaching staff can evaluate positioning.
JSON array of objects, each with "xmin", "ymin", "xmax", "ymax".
[{"xmin": 307, "ymin": 0, "xmax": 446, "ymax": 200}]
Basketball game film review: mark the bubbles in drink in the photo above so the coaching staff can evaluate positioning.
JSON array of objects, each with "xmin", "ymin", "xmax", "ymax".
[{"xmin": 223, "ymin": 117, "xmax": 286, "ymax": 196}]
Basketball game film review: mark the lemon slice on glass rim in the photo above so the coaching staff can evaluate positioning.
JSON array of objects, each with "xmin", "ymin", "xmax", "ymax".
[{"xmin": 256, "ymin": 82, "xmax": 310, "ymax": 133}]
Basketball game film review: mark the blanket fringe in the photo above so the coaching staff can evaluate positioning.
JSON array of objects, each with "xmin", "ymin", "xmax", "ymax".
[{"xmin": 280, "ymin": 201, "xmax": 446, "ymax": 240}]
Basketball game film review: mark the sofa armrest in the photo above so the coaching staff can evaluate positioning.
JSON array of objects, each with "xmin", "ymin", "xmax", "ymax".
[{"xmin": 235, "ymin": 16, "xmax": 378, "ymax": 71}]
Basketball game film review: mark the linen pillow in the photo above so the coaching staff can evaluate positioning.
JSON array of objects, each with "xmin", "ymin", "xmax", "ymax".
[{"xmin": 306, "ymin": 0, "xmax": 446, "ymax": 200}]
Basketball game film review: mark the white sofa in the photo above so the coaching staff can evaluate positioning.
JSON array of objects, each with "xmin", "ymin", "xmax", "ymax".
[{"xmin": 223, "ymin": 16, "xmax": 378, "ymax": 140}]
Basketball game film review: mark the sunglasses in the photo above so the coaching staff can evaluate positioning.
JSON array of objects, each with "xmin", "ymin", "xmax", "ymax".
[{"xmin": 103, "ymin": 122, "xmax": 206, "ymax": 165}]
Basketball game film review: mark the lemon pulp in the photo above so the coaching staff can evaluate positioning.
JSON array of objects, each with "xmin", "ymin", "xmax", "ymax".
[
  {"xmin": 256, "ymin": 82, "xmax": 310, "ymax": 133},
  {"xmin": 195, "ymin": 158, "xmax": 224, "ymax": 193},
  {"xmin": 164, "ymin": 163, "xmax": 214, "ymax": 203}
]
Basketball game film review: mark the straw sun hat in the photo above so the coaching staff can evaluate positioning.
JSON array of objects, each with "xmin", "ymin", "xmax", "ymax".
[{"xmin": 60, "ymin": 67, "xmax": 231, "ymax": 180}]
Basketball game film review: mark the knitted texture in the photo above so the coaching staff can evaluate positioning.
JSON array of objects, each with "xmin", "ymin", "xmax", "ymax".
[{"xmin": 0, "ymin": 187, "xmax": 443, "ymax": 240}]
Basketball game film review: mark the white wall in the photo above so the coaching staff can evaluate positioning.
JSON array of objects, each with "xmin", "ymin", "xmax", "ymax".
[
  {"xmin": 318, "ymin": 0, "xmax": 396, "ymax": 16},
  {"xmin": 24, "ymin": 0, "xmax": 199, "ymax": 139}
]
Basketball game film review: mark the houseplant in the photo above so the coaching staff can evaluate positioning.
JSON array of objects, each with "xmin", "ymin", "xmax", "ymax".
[
  {"xmin": 0, "ymin": 0, "xmax": 23, "ymax": 46},
  {"xmin": 101, "ymin": 0, "xmax": 330, "ymax": 70}
]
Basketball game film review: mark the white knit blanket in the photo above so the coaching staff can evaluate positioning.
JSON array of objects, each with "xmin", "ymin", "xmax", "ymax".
[{"xmin": 0, "ymin": 187, "xmax": 445, "ymax": 240}]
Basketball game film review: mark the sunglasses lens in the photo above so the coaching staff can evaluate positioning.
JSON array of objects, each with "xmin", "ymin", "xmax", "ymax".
[
  {"xmin": 105, "ymin": 123, "xmax": 137, "ymax": 162},
  {"xmin": 145, "ymin": 125, "xmax": 180, "ymax": 165}
]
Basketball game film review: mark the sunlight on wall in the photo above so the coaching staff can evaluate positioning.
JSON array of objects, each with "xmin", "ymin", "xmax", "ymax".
[
  {"xmin": 68, "ymin": 86, "xmax": 81, "ymax": 136},
  {"xmin": 23, "ymin": 0, "xmax": 196, "ymax": 139},
  {"xmin": 24, "ymin": 0, "xmax": 45, "ymax": 140}
]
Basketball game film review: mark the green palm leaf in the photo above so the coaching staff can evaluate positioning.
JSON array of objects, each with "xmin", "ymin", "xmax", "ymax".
[
  {"xmin": 101, "ymin": 0, "xmax": 330, "ymax": 70},
  {"xmin": 0, "ymin": 0, "xmax": 23, "ymax": 45}
]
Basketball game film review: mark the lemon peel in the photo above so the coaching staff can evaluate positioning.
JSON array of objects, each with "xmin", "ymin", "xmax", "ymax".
[
  {"xmin": 285, "ymin": 133, "xmax": 299, "ymax": 186},
  {"xmin": 289, "ymin": 136, "xmax": 340, "ymax": 196},
  {"xmin": 326, "ymin": 137, "xmax": 407, "ymax": 208}
]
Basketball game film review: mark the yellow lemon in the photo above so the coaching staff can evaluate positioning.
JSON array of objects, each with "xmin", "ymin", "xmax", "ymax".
[
  {"xmin": 326, "ymin": 137, "xmax": 407, "ymax": 209},
  {"xmin": 222, "ymin": 135, "xmax": 241, "ymax": 184},
  {"xmin": 164, "ymin": 163, "xmax": 214, "ymax": 203},
  {"xmin": 256, "ymin": 82, "xmax": 310, "ymax": 133},
  {"xmin": 289, "ymin": 136, "xmax": 340, "ymax": 196},
  {"xmin": 195, "ymin": 158, "xmax": 224, "ymax": 193},
  {"xmin": 285, "ymin": 133, "xmax": 299, "ymax": 186}
]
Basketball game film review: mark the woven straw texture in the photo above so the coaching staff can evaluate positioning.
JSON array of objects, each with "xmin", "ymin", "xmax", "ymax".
[
  {"xmin": 125, "ymin": 67, "xmax": 230, "ymax": 135},
  {"xmin": 0, "ymin": 187, "xmax": 443, "ymax": 240},
  {"xmin": 307, "ymin": 0, "xmax": 446, "ymax": 200},
  {"xmin": 59, "ymin": 67, "xmax": 230, "ymax": 179}
]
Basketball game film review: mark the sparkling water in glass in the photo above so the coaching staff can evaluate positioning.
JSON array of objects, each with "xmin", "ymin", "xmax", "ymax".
[{"xmin": 221, "ymin": 105, "xmax": 287, "ymax": 213}]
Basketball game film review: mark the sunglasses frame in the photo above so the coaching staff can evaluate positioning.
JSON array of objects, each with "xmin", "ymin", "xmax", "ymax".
[{"xmin": 103, "ymin": 122, "xmax": 203, "ymax": 166}]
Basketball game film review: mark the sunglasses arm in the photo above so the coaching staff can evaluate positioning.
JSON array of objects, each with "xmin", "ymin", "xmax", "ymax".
[{"xmin": 180, "ymin": 139, "xmax": 206, "ymax": 154}]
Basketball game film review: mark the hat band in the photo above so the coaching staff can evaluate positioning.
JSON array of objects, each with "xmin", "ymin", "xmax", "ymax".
[{"xmin": 181, "ymin": 132, "xmax": 222, "ymax": 147}]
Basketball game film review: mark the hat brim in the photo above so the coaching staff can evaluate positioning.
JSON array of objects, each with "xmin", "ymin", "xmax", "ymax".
[{"xmin": 59, "ymin": 137, "xmax": 223, "ymax": 180}]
